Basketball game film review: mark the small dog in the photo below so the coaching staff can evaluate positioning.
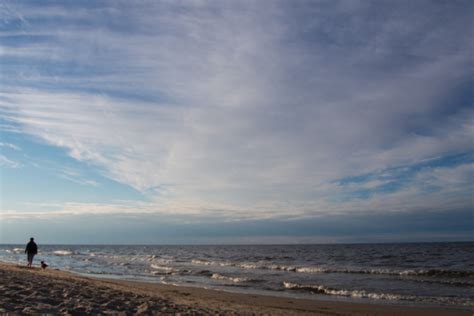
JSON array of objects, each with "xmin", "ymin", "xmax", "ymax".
[{"xmin": 40, "ymin": 261, "xmax": 48, "ymax": 269}]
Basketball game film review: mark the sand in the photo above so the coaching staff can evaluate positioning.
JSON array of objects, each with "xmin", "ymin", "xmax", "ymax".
[{"xmin": 0, "ymin": 262, "xmax": 469, "ymax": 315}]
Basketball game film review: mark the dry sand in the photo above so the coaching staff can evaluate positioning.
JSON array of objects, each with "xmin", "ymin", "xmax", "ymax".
[{"xmin": 0, "ymin": 262, "xmax": 469, "ymax": 315}]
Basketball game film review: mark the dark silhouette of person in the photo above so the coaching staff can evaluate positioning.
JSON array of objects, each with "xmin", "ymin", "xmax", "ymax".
[{"xmin": 25, "ymin": 237, "xmax": 38, "ymax": 268}]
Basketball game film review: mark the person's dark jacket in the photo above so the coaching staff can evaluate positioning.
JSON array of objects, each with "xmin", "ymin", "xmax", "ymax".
[{"xmin": 25, "ymin": 241, "xmax": 38, "ymax": 255}]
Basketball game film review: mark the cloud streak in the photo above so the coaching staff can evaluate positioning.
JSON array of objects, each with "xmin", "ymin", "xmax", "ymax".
[{"xmin": 0, "ymin": 154, "xmax": 20, "ymax": 168}]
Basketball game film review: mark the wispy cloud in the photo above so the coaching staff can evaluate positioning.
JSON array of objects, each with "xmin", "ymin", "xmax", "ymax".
[
  {"xmin": 58, "ymin": 167, "xmax": 100, "ymax": 187},
  {"xmin": 0, "ymin": 1, "xmax": 472, "ymax": 219},
  {"xmin": 3, "ymin": 158, "xmax": 472, "ymax": 222},
  {"xmin": 0, "ymin": 154, "xmax": 20, "ymax": 168},
  {"xmin": 0, "ymin": 142, "xmax": 21, "ymax": 150}
]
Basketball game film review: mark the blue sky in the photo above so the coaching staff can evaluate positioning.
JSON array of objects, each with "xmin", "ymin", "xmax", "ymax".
[{"xmin": 0, "ymin": 0, "xmax": 472, "ymax": 244}]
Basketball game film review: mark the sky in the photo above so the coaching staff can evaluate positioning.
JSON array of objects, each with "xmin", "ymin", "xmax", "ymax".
[{"xmin": 0, "ymin": 0, "xmax": 472, "ymax": 244}]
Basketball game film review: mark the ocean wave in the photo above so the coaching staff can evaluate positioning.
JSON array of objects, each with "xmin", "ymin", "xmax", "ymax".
[
  {"xmin": 147, "ymin": 255, "xmax": 158, "ymax": 261},
  {"xmin": 53, "ymin": 250, "xmax": 74, "ymax": 256},
  {"xmin": 238, "ymin": 263, "xmax": 331, "ymax": 273},
  {"xmin": 191, "ymin": 259, "xmax": 232, "ymax": 267},
  {"xmin": 12, "ymin": 248, "xmax": 24, "ymax": 254},
  {"xmin": 237, "ymin": 263, "xmax": 295, "ymax": 271},
  {"xmin": 210, "ymin": 273, "xmax": 262, "ymax": 283},
  {"xmin": 238, "ymin": 263, "xmax": 260, "ymax": 270},
  {"xmin": 211, "ymin": 273, "xmax": 250, "ymax": 283},
  {"xmin": 294, "ymin": 267, "xmax": 329, "ymax": 273},
  {"xmin": 283, "ymin": 281, "xmax": 406, "ymax": 300},
  {"xmin": 327, "ymin": 268, "xmax": 474, "ymax": 278},
  {"xmin": 151, "ymin": 270, "xmax": 170, "ymax": 276},
  {"xmin": 84, "ymin": 270, "xmax": 126, "ymax": 276},
  {"xmin": 267, "ymin": 264, "xmax": 297, "ymax": 272},
  {"xmin": 150, "ymin": 264, "xmax": 174, "ymax": 273},
  {"xmin": 236, "ymin": 262, "xmax": 473, "ymax": 278},
  {"xmin": 282, "ymin": 282, "xmax": 474, "ymax": 306},
  {"xmin": 192, "ymin": 259, "xmax": 211, "ymax": 265},
  {"xmin": 397, "ymin": 269, "xmax": 474, "ymax": 278}
]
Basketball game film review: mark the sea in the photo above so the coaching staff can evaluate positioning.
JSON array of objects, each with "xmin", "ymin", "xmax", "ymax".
[{"xmin": 1, "ymin": 242, "xmax": 473, "ymax": 309}]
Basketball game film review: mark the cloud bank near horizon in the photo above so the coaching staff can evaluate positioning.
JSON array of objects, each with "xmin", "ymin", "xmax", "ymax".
[{"xmin": 0, "ymin": 0, "xmax": 472, "ymax": 240}]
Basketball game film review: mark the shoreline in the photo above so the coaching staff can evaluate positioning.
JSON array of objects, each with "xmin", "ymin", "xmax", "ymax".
[{"xmin": 0, "ymin": 262, "xmax": 470, "ymax": 315}]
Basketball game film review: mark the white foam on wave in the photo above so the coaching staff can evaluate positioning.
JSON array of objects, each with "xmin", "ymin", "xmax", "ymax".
[
  {"xmin": 160, "ymin": 278, "xmax": 178, "ymax": 286},
  {"xmin": 236, "ymin": 262, "xmax": 332, "ymax": 273},
  {"xmin": 282, "ymin": 281, "xmax": 474, "ymax": 306},
  {"xmin": 191, "ymin": 259, "xmax": 211, "ymax": 265},
  {"xmin": 191, "ymin": 259, "xmax": 232, "ymax": 267},
  {"xmin": 238, "ymin": 263, "xmax": 321, "ymax": 273},
  {"xmin": 268, "ymin": 264, "xmax": 297, "ymax": 272},
  {"xmin": 211, "ymin": 273, "xmax": 250, "ymax": 283},
  {"xmin": 396, "ymin": 269, "xmax": 473, "ymax": 277},
  {"xmin": 53, "ymin": 250, "xmax": 74, "ymax": 256},
  {"xmin": 150, "ymin": 264, "xmax": 175, "ymax": 274},
  {"xmin": 295, "ymin": 267, "xmax": 329, "ymax": 273},
  {"xmin": 147, "ymin": 255, "xmax": 158, "ymax": 262},
  {"xmin": 236, "ymin": 264, "xmax": 470, "ymax": 278},
  {"xmin": 238, "ymin": 263, "xmax": 260, "ymax": 270},
  {"xmin": 12, "ymin": 248, "xmax": 23, "ymax": 254},
  {"xmin": 283, "ymin": 281, "xmax": 406, "ymax": 300}
]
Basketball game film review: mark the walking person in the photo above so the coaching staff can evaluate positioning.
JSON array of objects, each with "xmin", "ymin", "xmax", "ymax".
[{"xmin": 25, "ymin": 237, "xmax": 38, "ymax": 268}]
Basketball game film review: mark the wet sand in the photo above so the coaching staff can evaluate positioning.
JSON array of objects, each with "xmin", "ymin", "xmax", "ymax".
[{"xmin": 0, "ymin": 262, "xmax": 469, "ymax": 315}]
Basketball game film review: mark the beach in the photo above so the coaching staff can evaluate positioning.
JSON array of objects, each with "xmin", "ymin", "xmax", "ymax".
[
  {"xmin": 2, "ymin": 243, "xmax": 472, "ymax": 308},
  {"xmin": 0, "ymin": 262, "xmax": 469, "ymax": 315}
]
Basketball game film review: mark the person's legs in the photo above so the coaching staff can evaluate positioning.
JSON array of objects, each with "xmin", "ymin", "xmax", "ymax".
[{"xmin": 27, "ymin": 253, "xmax": 34, "ymax": 267}]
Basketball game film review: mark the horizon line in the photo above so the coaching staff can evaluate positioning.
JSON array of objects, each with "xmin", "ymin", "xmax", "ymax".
[{"xmin": 1, "ymin": 240, "xmax": 473, "ymax": 246}]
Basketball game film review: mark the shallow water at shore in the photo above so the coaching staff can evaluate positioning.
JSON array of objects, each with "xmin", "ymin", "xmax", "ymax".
[{"xmin": 2, "ymin": 242, "xmax": 473, "ymax": 308}]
